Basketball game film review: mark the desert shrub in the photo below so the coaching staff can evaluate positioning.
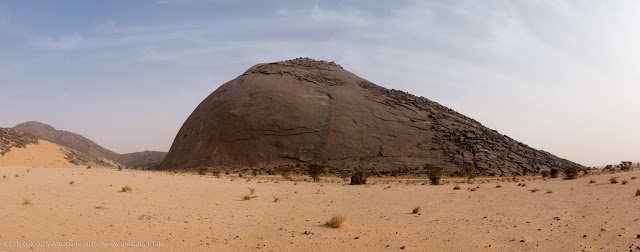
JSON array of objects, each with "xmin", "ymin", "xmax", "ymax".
[
  {"xmin": 252, "ymin": 168, "xmax": 260, "ymax": 177},
  {"xmin": 238, "ymin": 174, "xmax": 243, "ymax": 178},
  {"xmin": 590, "ymin": 180, "xmax": 596, "ymax": 184},
  {"xmin": 307, "ymin": 163, "xmax": 326, "ymax": 182},
  {"xmin": 550, "ymin": 168, "xmax": 560, "ymax": 178},
  {"xmin": 350, "ymin": 169, "xmax": 368, "ymax": 185},
  {"xmin": 121, "ymin": 185, "xmax": 133, "ymax": 192},
  {"xmin": 546, "ymin": 190, "xmax": 553, "ymax": 194},
  {"xmin": 86, "ymin": 166, "xmax": 91, "ymax": 169},
  {"xmin": 242, "ymin": 194, "xmax": 251, "ymax": 201},
  {"xmin": 541, "ymin": 170, "xmax": 550, "ymax": 178},
  {"xmin": 117, "ymin": 166, "xmax": 123, "ymax": 171},
  {"xmin": 339, "ymin": 172, "xmax": 350, "ymax": 180},
  {"xmin": 496, "ymin": 184, "xmax": 502, "ymax": 188},
  {"xmin": 69, "ymin": 181, "xmax": 75, "ymax": 185},
  {"xmin": 248, "ymin": 187, "xmax": 256, "ymax": 196},
  {"xmin": 530, "ymin": 188, "xmax": 539, "ymax": 192},
  {"xmin": 621, "ymin": 180, "xmax": 628, "ymax": 185},
  {"xmin": 23, "ymin": 198, "xmax": 32, "ymax": 206},
  {"xmin": 197, "ymin": 166, "xmax": 208, "ymax": 175},
  {"xmin": 273, "ymin": 197, "xmax": 279, "ymax": 202},
  {"xmin": 461, "ymin": 165, "xmax": 476, "ymax": 181},
  {"xmin": 453, "ymin": 185, "xmax": 461, "ymax": 190},
  {"xmin": 632, "ymin": 176, "xmax": 638, "ymax": 180},
  {"xmin": 424, "ymin": 164, "xmax": 443, "ymax": 185},
  {"xmin": 326, "ymin": 214, "xmax": 346, "ymax": 228},
  {"xmin": 212, "ymin": 170, "xmax": 221, "ymax": 178},
  {"xmin": 610, "ymin": 177, "xmax": 618, "ymax": 184},
  {"xmin": 521, "ymin": 168, "xmax": 528, "ymax": 176},
  {"xmin": 412, "ymin": 207, "xmax": 421, "ymax": 214},
  {"xmin": 275, "ymin": 166, "xmax": 292, "ymax": 179},
  {"xmin": 368, "ymin": 167, "xmax": 379, "ymax": 177},
  {"xmin": 563, "ymin": 166, "xmax": 579, "ymax": 180},
  {"xmin": 636, "ymin": 188, "xmax": 640, "ymax": 196}
]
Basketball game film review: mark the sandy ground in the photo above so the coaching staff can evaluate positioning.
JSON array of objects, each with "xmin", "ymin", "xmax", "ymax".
[
  {"xmin": 1, "ymin": 167, "xmax": 640, "ymax": 251},
  {"xmin": 0, "ymin": 141, "xmax": 81, "ymax": 168}
]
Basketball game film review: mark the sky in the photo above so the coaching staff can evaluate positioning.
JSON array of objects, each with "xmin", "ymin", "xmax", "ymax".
[{"xmin": 0, "ymin": 0, "xmax": 638, "ymax": 166}]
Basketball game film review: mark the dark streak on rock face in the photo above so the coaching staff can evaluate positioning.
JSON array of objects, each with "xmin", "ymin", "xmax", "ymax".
[{"xmin": 161, "ymin": 57, "xmax": 583, "ymax": 175}]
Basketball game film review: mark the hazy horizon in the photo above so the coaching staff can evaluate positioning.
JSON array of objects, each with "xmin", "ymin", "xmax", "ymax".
[{"xmin": 1, "ymin": 1, "xmax": 639, "ymax": 166}]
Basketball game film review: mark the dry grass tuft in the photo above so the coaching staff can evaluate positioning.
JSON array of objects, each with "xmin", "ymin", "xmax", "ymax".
[
  {"xmin": 495, "ymin": 184, "xmax": 502, "ymax": 188},
  {"xmin": 412, "ymin": 207, "xmax": 421, "ymax": 214},
  {"xmin": 453, "ymin": 185, "xmax": 461, "ymax": 190},
  {"xmin": 621, "ymin": 180, "xmax": 628, "ymax": 185},
  {"xmin": 632, "ymin": 176, "xmax": 638, "ymax": 180},
  {"xmin": 326, "ymin": 214, "xmax": 346, "ymax": 228},
  {"xmin": 546, "ymin": 190, "xmax": 553, "ymax": 194},
  {"xmin": 530, "ymin": 188, "xmax": 539, "ymax": 193},
  {"xmin": 2, "ymin": 175, "xmax": 6, "ymax": 179},
  {"xmin": 636, "ymin": 188, "xmax": 640, "ymax": 196},
  {"xmin": 610, "ymin": 177, "xmax": 618, "ymax": 184},
  {"xmin": 15, "ymin": 174, "xmax": 19, "ymax": 178},
  {"xmin": 590, "ymin": 180, "xmax": 596, "ymax": 184},
  {"xmin": 273, "ymin": 197, "xmax": 279, "ymax": 202},
  {"xmin": 69, "ymin": 181, "xmax": 75, "ymax": 185},
  {"xmin": 121, "ymin": 185, "xmax": 133, "ymax": 192},
  {"xmin": 23, "ymin": 198, "xmax": 32, "ymax": 206},
  {"xmin": 242, "ymin": 194, "xmax": 251, "ymax": 201}
]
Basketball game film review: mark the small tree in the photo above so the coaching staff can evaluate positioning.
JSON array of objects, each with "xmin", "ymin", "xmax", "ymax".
[
  {"xmin": 424, "ymin": 164, "xmax": 443, "ymax": 185},
  {"xmin": 307, "ymin": 163, "xmax": 326, "ymax": 182},
  {"xmin": 550, "ymin": 168, "xmax": 560, "ymax": 178},
  {"xmin": 540, "ymin": 170, "xmax": 550, "ymax": 178},
  {"xmin": 368, "ymin": 167, "xmax": 379, "ymax": 177},
  {"xmin": 197, "ymin": 166, "xmax": 208, "ymax": 175},
  {"xmin": 461, "ymin": 165, "xmax": 476, "ymax": 181},
  {"xmin": 350, "ymin": 169, "xmax": 367, "ymax": 185},
  {"xmin": 563, "ymin": 166, "xmax": 579, "ymax": 180},
  {"xmin": 275, "ymin": 166, "xmax": 292, "ymax": 179}
]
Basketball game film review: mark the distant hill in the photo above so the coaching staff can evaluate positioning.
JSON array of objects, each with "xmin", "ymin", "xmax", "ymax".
[
  {"xmin": 13, "ymin": 121, "xmax": 166, "ymax": 168},
  {"xmin": 1, "ymin": 128, "xmax": 113, "ymax": 167}
]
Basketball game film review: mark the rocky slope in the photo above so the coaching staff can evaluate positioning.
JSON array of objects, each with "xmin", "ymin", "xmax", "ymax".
[
  {"xmin": 14, "ymin": 121, "xmax": 166, "ymax": 168},
  {"xmin": 161, "ymin": 58, "xmax": 583, "ymax": 175},
  {"xmin": 1, "ymin": 128, "xmax": 112, "ymax": 167}
]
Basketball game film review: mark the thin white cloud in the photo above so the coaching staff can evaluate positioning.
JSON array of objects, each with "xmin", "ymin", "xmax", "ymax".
[{"xmin": 28, "ymin": 34, "xmax": 85, "ymax": 49}]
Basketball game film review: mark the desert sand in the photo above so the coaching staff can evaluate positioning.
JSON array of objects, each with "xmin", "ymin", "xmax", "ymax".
[
  {"xmin": 1, "ymin": 167, "xmax": 640, "ymax": 251},
  {"xmin": 0, "ymin": 141, "xmax": 81, "ymax": 168}
]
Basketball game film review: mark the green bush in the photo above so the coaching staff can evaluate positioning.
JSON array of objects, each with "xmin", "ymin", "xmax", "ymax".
[
  {"xmin": 350, "ymin": 169, "xmax": 368, "ymax": 185},
  {"xmin": 275, "ymin": 166, "xmax": 292, "ymax": 179},
  {"xmin": 540, "ymin": 170, "xmax": 550, "ymax": 178},
  {"xmin": 424, "ymin": 164, "xmax": 443, "ymax": 185},
  {"xmin": 563, "ymin": 166, "xmax": 579, "ymax": 180},
  {"xmin": 550, "ymin": 168, "xmax": 560, "ymax": 178},
  {"xmin": 307, "ymin": 163, "xmax": 326, "ymax": 182},
  {"xmin": 197, "ymin": 166, "xmax": 208, "ymax": 175},
  {"xmin": 461, "ymin": 165, "xmax": 476, "ymax": 181}
]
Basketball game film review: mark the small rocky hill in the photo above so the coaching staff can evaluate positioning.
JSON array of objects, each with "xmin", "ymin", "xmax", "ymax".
[
  {"xmin": 1, "ymin": 128, "xmax": 113, "ymax": 167},
  {"xmin": 13, "ymin": 121, "xmax": 166, "ymax": 168},
  {"xmin": 161, "ymin": 58, "xmax": 583, "ymax": 175}
]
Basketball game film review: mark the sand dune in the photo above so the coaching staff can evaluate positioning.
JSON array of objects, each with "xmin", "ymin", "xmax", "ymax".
[
  {"xmin": 1, "ymin": 167, "xmax": 639, "ymax": 251},
  {"xmin": 0, "ymin": 141, "xmax": 82, "ymax": 168}
]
